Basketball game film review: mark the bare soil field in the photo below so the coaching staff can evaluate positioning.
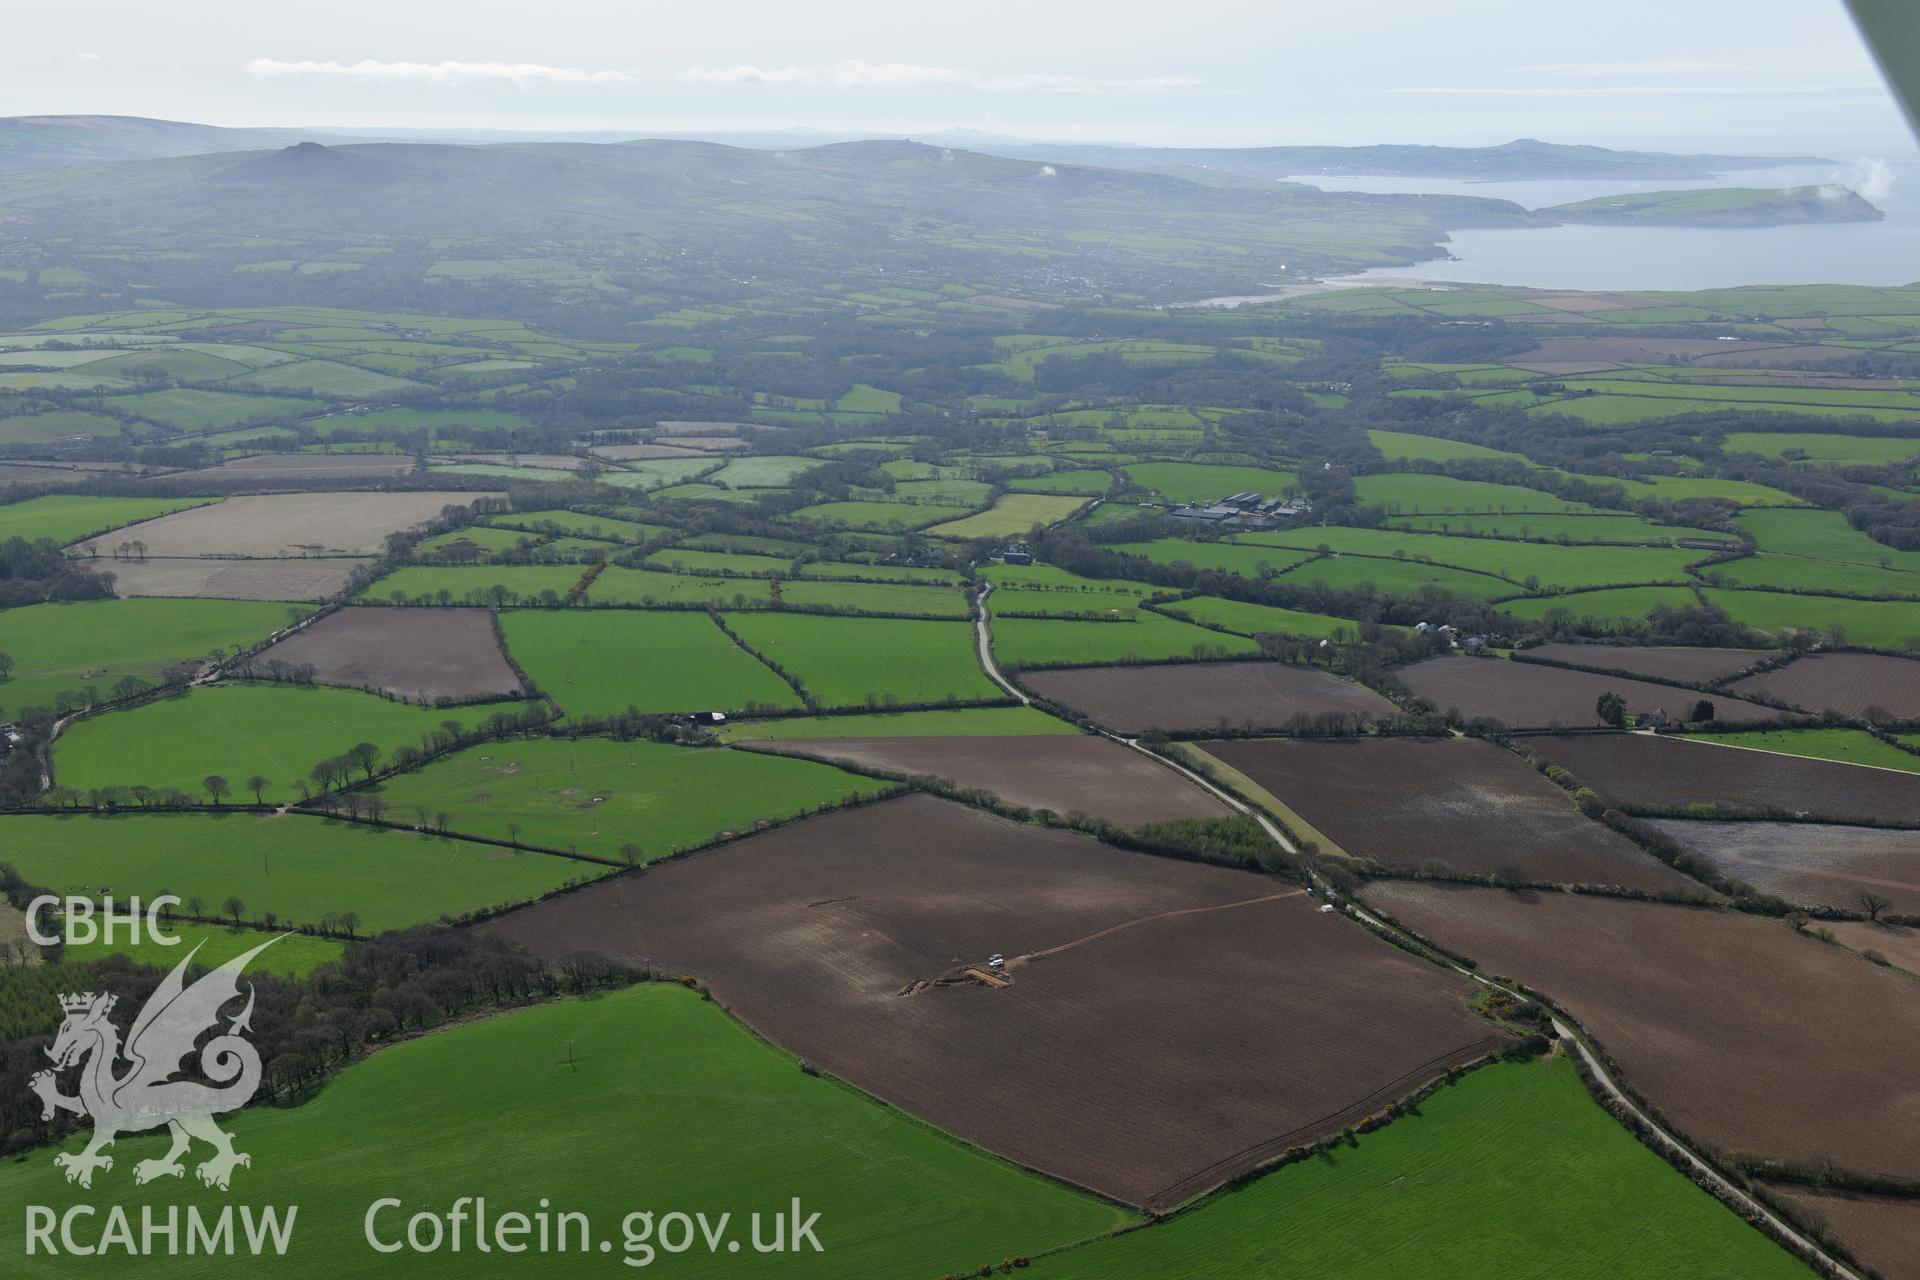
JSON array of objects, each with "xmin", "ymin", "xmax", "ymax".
[
  {"xmin": 1528, "ymin": 733, "xmax": 1920, "ymax": 825},
  {"xmin": 483, "ymin": 795, "xmax": 1506, "ymax": 1210},
  {"xmin": 186, "ymin": 453, "xmax": 417, "ymax": 481},
  {"xmin": 588, "ymin": 443, "xmax": 707, "ymax": 460},
  {"xmin": 105, "ymin": 556, "xmax": 370, "ymax": 601},
  {"xmin": 1399, "ymin": 657, "xmax": 1779, "ymax": 729},
  {"xmin": 245, "ymin": 607, "xmax": 522, "ymax": 701},
  {"xmin": 1520, "ymin": 643, "xmax": 1770, "ymax": 684},
  {"xmin": 1200, "ymin": 737, "xmax": 1694, "ymax": 892},
  {"xmin": 740, "ymin": 735, "xmax": 1231, "ymax": 827},
  {"xmin": 1019, "ymin": 661, "xmax": 1398, "ymax": 733},
  {"xmin": 1727, "ymin": 653, "xmax": 1920, "ymax": 720},
  {"xmin": 1769, "ymin": 1187, "xmax": 1920, "ymax": 1280},
  {"xmin": 434, "ymin": 452, "xmax": 584, "ymax": 470},
  {"xmin": 1824, "ymin": 920, "xmax": 1920, "ymax": 974},
  {"xmin": 87, "ymin": 491, "xmax": 498, "ymax": 557},
  {"xmin": 1642, "ymin": 819, "xmax": 1920, "ymax": 911},
  {"xmin": 1363, "ymin": 882, "xmax": 1920, "ymax": 1184},
  {"xmin": 1509, "ymin": 336, "xmax": 1792, "ymax": 364},
  {"xmin": 656, "ymin": 436, "xmax": 749, "ymax": 452}
]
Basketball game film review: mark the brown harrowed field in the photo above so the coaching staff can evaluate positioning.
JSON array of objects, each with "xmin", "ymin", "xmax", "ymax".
[
  {"xmin": 1643, "ymin": 819, "xmax": 1920, "ymax": 913},
  {"xmin": 1363, "ymin": 882, "xmax": 1920, "ymax": 1184},
  {"xmin": 188, "ymin": 453, "xmax": 418, "ymax": 481},
  {"xmin": 1727, "ymin": 653, "xmax": 1920, "ymax": 720},
  {"xmin": 104, "ymin": 556, "xmax": 372, "ymax": 601},
  {"xmin": 1517, "ymin": 643, "xmax": 1771, "ymax": 685},
  {"xmin": 483, "ymin": 795, "xmax": 1507, "ymax": 1210},
  {"xmin": 1199, "ymin": 736, "xmax": 1695, "ymax": 893},
  {"xmin": 1527, "ymin": 733, "xmax": 1920, "ymax": 825},
  {"xmin": 740, "ymin": 735, "xmax": 1230, "ymax": 827},
  {"xmin": 1018, "ymin": 661, "xmax": 1399, "ymax": 733},
  {"xmin": 245, "ymin": 606, "xmax": 523, "ymax": 701},
  {"xmin": 1398, "ymin": 656, "xmax": 1779, "ymax": 729},
  {"xmin": 84, "ymin": 490, "xmax": 497, "ymax": 557},
  {"xmin": 1769, "ymin": 1187, "xmax": 1920, "ymax": 1280},
  {"xmin": 1824, "ymin": 920, "xmax": 1920, "ymax": 975}
]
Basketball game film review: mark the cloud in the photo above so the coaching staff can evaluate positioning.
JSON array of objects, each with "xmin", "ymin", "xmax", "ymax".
[
  {"xmin": 74, "ymin": 52, "xmax": 101, "ymax": 62},
  {"xmin": 1391, "ymin": 83, "xmax": 1878, "ymax": 99},
  {"xmin": 243, "ymin": 59, "xmax": 634, "ymax": 90},
  {"xmin": 680, "ymin": 60, "xmax": 1198, "ymax": 94},
  {"xmin": 1510, "ymin": 59, "xmax": 1741, "ymax": 76},
  {"xmin": 1830, "ymin": 156, "xmax": 1895, "ymax": 202}
]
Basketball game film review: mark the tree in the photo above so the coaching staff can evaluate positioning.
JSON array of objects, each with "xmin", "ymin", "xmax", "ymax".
[
  {"xmin": 1859, "ymin": 889, "xmax": 1894, "ymax": 922},
  {"xmin": 1689, "ymin": 699, "xmax": 1715, "ymax": 724},
  {"xmin": 1595, "ymin": 691, "xmax": 1627, "ymax": 728},
  {"xmin": 202, "ymin": 774, "xmax": 230, "ymax": 805},
  {"xmin": 346, "ymin": 741, "xmax": 382, "ymax": 781},
  {"xmin": 0, "ymin": 651, "xmax": 13, "ymax": 680},
  {"xmin": 187, "ymin": 895, "xmax": 205, "ymax": 919},
  {"xmin": 338, "ymin": 910, "xmax": 360, "ymax": 940},
  {"xmin": 221, "ymin": 896, "xmax": 245, "ymax": 926},
  {"xmin": 246, "ymin": 774, "xmax": 270, "ymax": 804}
]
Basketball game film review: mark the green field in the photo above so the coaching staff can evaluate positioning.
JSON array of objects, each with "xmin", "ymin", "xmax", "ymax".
[
  {"xmin": 53, "ymin": 683, "xmax": 503, "ymax": 802},
  {"xmin": 1386, "ymin": 513, "xmax": 1722, "ymax": 544},
  {"xmin": 1703, "ymin": 588, "xmax": 1920, "ymax": 648},
  {"xmin": 1497, "ymin": 586, "xmax": 1705, "ymax": 628},
  {"xmin": 1234, "ymin": 527, "xmax": 1700, "ymax": 593},
  {"xmin": 1122, "ymin": 462, "xmax": 1300, "ymax": 504},
  {"xmin": 1734, "ymin": 508, "xmax": 1920, "ymax": 573},
  {"xmin": 1677, "ymin": 728, "xmax": 1920, "ymax": 774},
  {"xmin": 1034, "ymin": 1057, "xmax": 1807, "ymax": 1280},
  {"xmin": 588, "ymin": 567, "xmax": 967, "ymax": 617},
  {"xmin": 1115, "ymin": 537, "xmax": 1317, "ymax": 580},
  {"xmin": 1708, "ymin": 554, "xmax": 1920, "ymax": 598},
  {"xmin": 924, "ymin": 494, "xmax": 1088, "ymax": 539},
  {"xmin": 1007, "ymin": 468, "xmax": 1114, "ymax": 495},
  {"xmin": 723, "ymin": 613, "xmax": 1001, "ymax": 706},
  {"xmin": 361, "ymin": 565, "xmax": 590, "ymax": 604},
  {"xmin": 500, "ymin": 609, "xmax": 801, "ymax": 717},
  {"xmin": 0, "ymin": 597, "xmax": 286, "ymax": 713},
  {"xmin": 374, "ymin": 737, "xmax": 891, "ymax": 860},
  {"xmin": 718, "ymin": 705, "xmax": 1078, "ymax": 741},
  {"xmin": 0, "ymin": 812, "xmax": 597, "ymax": 933},
  {"xmin": 783, "ymin": 500, "xmax": 954, "ymax": 531},
  {"xmin": 991, "ymin": 613, "xmax": 1260, "ymax": 668},
  {"xmin": 0, "ymin": 494, "xmax": 213, "ymax": 546},
  {"xmin": 1367, "ymin": 430, "xmax": 1530, "ymax": 464},
  {"xmin": 489, "ymin": 509, "xmax": 668, "ymax": 542},
  {"xmin": 112, "ymin": 388, "xmax": 322, "ymax": 433},
  {"xmin": 62, "ymin": 924, "xmax": 347, "ymax": 978},
  {"xmin": 1276, "ymin": 554, "xmax": 1515, "ymax": 600},
  {"xmin": 986, "ymin": 562, "xmax": 1165, "ymax": 618},
  {"xmin": 1354, "ymin": 474, "xmax": 1598, "ymax": 515},
  {"xmin": 1, "ymin": 984, "xmax": 1129, "ymax": 1278},
  {"xmin": 1156, "ymin": 596, "xmax": 1375, "ymax": 639},
  {"xmin": 1721, "ymin": 431, "xmax": 1920, "ymax": 466}
]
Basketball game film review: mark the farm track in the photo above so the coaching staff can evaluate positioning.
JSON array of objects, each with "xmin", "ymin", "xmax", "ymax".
[
  {"xmin": 971, "ymin": 591, "xmax": 1863, "ymax": 1277},
  {"xmin": 1009, "ymin": 889, "xmax": 1306, "ymax": 967}
]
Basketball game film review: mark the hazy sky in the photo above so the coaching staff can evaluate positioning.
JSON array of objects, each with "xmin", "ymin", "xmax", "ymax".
[{"xmin": 5, "ymin": 0, "xmax": 1914, "ymax": 154}]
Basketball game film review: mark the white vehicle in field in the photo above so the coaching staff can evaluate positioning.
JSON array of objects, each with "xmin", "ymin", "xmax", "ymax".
[{"xmin": 987, "ymin": 954, "xmax": 1005, "ymax": 970}]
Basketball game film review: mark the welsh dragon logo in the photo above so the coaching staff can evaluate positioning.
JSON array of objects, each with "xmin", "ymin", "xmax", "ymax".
[{"xmin": 29, "ymin": 937, "xmax": 277, "ymax": 1191}]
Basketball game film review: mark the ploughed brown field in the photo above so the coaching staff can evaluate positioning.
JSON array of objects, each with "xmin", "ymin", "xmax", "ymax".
[
  {"xmin": 1199, "ymin": 736, "xmax": 1694, "ymax": 893},
  {"xmin": 103, "ymin": 556, "xmax": 372, "ymax": 601},
  {"xmin": 245, "ymin": 606, "xmax": 523, "ymax": 701},
  {"xmin": 1519, "ymin": 643, "xmax": 1770, "ymax": 684},
  {"xmin": 1727, "ymin": 653, "xmax": 1920, "ymax": 721},
  {"xmin": 739, "ymin": 735, "xmax": 1230, "ymax": 827},
  {"xmin": 1398, "ymin": 656, "xmax": 1778, "ymax": 729},
  {"xmin": 1824, "ymin": 920, "xmax": 1920, "ymax": 974},
  {"xmin": 1528, "ymin": 733, "xmax": 1920, "ymax": 825},
  {"xmin": 1018, "ymin": 661, "xmax": 1398, "ymax": 733},
  {"xmin": 82, "ymin": 490, "xmax": 498, "ymax": 557},
  {"xmin": 1769, "ymin": 1187, "xmax": 1920, "ymax": 1280},
  {"xmin": 483, "ymin": 795, "xmax": 1507, "ymax": 1210},
  {"xmin": 186, "ymin": 453, "xmax": 418, "ymax": 481},
  {"xmin": 1364, "ymin": 882, "xmax": 1920, "ymax": 1184},
  {"xmin": 1643, "ymin": 819, "xmax": 1920, "ymax": 912}
]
